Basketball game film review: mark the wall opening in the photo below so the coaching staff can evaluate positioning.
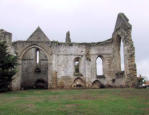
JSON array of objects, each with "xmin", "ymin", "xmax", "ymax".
[
  {"xmin": 36, "ymin": 49, "xmax": 39, "ymax": 64},
  {"xmin": 92, "ymin": 80, "xmax": 104, "ymax": 88},
  {"xmin": 120, "ymin": 40, "xmax": 124, "ymax": 71},
  {"xmin": 21, "ymin": 47, "xmax": 48, "ymax": 89},
  {"xmin": 34, "ymin": 79, "xmax": 48, "ymax": 89},
  {"xmin": 72, "ymin": 77, "xmax": 85, "ymax": 88},
  {"xmin": 96, "ymin": 57, "xmax": 103, "ymax": 76},
  {"xmin": 74, "ymin": 57, "xmax": 80, "ymax": 74},
  {"xmin": 116, "ymin": 35, "xmax": 125, "ymax": 72}
]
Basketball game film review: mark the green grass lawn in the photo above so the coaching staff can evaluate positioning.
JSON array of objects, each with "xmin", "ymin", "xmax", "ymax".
[{"xmin": 0, "ymin": 88, "xmax": 149, "ymax": 115}]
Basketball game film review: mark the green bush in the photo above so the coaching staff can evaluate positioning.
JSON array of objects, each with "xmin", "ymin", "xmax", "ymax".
[{"xmin": 0, "ymin": 41, "xmax": 18, "ymax": 92}]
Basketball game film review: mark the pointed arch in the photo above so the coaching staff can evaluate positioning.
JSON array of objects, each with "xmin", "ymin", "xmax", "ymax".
[
  {"xmin": 72, "ymin": 77, "xmax": 85, "ymax": 88},
  {"xmin": 116, "ymin": 35, "xmax": 125, "ymax": 71},
  {"xmin": 120, "ymin": 40, "xmax": 124, "ymax": 71},
  {"xmin": 96, "ymin": 56, "xmax": 103, "ymax": 76},
  {"xmin": 20, "ymin": 45, "xmax": 49, "ymax": 89},
  {"xmin": 20, "ymin": 44, "xmax": 50, "ymax": 61},
  {"xmin": 92, "ymin": 80, "xmax": 104, "ymax": 88}
]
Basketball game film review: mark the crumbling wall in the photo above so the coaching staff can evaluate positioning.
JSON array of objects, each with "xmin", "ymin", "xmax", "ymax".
[
  {"xmin": 0, "ymin": 29, "xmax": 15, "ymax": 55},
  {"xmin": 0, "ymin": 13, "xmax": 137, "ymax": 90},
  {"xmin": 112, "ymin": 13, "xmax": 137, "ymax": 87},
  {"xmin": 51, "ymin": 40, "xmax": 113, "ymax": 88},
  {"xmin": 11, "ymin": 40, "xmax": 52, "ymax": 90}
]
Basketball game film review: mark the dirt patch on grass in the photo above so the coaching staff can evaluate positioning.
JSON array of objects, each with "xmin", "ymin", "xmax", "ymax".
[
  {"xmin": 15, "ymin": 103, "xmax": 36, "ymax": 113},
  {"xmin": 23, "ymin": 96, "xmax": 44, "ymax": 102},
  {"xmin": 25, "ymin": 104, "xmax": 36, "ymax": 112},
  {"xmin": 45, "ymin": 92, "xmax": 109, "ymax": 101},
  {"xmin": 65, "ymin": 104, "xmax": 80, "ymax": 108},
  {"xmin": 71, "ymin": 94, "xmax": 97, "ymax": 100},
  {"xmin": 107, "ymin": 89, "xmax": 149, "ymax": 100}
]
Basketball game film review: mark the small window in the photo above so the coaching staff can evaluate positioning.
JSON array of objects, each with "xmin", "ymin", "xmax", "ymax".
[
  {"xmin": 74, "ymin": 57, "xmax": 80, "ymax": 74},
  {"xmin": 36, "ymin": 49, "xmax": 40, "ymax": 64}
]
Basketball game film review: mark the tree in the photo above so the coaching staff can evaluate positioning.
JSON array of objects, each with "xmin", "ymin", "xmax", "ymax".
[
  {"xmin": 0, "ymin": 41, "xmax": 17, "ymax": 92},
  {"xmin": 136, "ymin": 75, "xmax": 145, "ymax": 88}
]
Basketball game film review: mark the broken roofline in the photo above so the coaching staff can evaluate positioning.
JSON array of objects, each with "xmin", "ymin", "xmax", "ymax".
[{"xmin": 15, "ymin": 13, "xmax": 130, "ymax": 43}]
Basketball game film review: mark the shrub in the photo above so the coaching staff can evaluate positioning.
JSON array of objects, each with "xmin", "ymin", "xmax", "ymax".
[{"xmin": 0, "ymin": 41, "xmax": 18, "ymax": 92}]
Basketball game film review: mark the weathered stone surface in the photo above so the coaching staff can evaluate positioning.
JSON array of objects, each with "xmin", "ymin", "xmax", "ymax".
[
  {"xmin": 27, "ymin": 27, "xmax": 50, "ymax": 41},
  {"xmin": 65, "ymin": 31, "xmax": 71, "ymax": 43},
  {"xmin": 0, "ymin": 13, "xmax": 137, "ymax": 90}
]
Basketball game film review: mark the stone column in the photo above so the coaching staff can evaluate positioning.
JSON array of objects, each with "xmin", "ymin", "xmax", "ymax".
[
  {"xmin": 52, "ymin": 71, "xmax": 57, "ymax": 88},
  {"xmin": 102, "ymin": 55, "xmax": 113, "ymax": 85},
  {"xmin": 122, "ymin": 30, "xmax": 137, "ymax": 87},
  {"xmin": 48, "ymin": 62, "xmax": 52, "ymax": 88}
]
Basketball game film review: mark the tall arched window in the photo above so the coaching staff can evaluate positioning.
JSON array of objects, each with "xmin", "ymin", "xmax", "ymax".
[
  {"xmin": 36, "ymin": 49, "xmax": 40, "ymax": 64},
  {"xmin": 96, "ymin": 57, "xmax": 103, "ymax": 76},
  {"xmin": 120, "ymin": 40, "xmax": 124, "ymax": 71}
]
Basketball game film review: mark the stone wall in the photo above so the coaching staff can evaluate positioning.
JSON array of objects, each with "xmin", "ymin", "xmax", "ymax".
[
  {"xmin": 21, "ymin": 48, "xmax": 48, "ymax": 89},
  {"xmin": 0, "ymin": 13, "xmax": 138, "ymax": 90},
  {"xmin": 112, "ymin": 13, "xmax": 137, "ymax": 87}
]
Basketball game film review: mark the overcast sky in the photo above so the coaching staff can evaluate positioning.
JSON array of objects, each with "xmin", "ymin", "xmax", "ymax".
[{"xmin": 0, "ymin": 0, "xmax": 149, "ymax": 80}]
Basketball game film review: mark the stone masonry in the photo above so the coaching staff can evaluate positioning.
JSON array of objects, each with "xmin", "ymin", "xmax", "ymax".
[{"xmin": 0, "ymin": 13, "xmax": 137, "ymax": 90}]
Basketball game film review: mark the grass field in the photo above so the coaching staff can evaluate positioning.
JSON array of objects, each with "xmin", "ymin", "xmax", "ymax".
[{"xmin": 0, "ymin": 88, "xmax": 149, "ymax": 115}]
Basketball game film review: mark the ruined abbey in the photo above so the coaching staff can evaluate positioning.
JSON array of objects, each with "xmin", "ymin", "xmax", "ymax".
[{"xmin": 0, "ymin": 13, "xmax": 137, "ymax": 90}]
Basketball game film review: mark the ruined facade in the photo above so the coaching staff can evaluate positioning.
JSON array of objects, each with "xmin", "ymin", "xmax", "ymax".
[{"xmin": 0, "ymin": 13, "xmax": 137, "ymax": 90}]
